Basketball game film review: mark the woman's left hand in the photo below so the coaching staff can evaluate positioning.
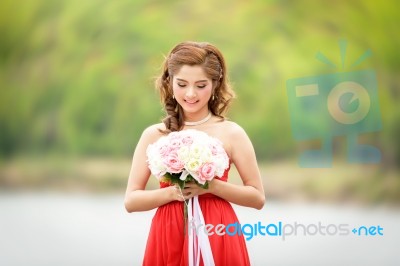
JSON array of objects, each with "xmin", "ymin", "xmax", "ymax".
[{"xmin": 181, "ymin": 182, "xmax": 208, "ymax": 199}]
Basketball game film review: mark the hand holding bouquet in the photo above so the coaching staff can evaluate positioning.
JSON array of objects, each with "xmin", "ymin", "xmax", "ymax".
[{"xmin": 146, "ymin": 129, "xmax": 229, "ymax": 190}]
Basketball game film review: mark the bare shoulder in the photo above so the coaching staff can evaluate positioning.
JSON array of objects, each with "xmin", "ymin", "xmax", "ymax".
[
  {"xmin": 218, "ymin": 120, "xmax": 256, "ymax": 165},
  {"xmin": 213, "ymin": 120, "xmax": 252, "ymax": 158},
  {"xmin": 141, "ymin": 123, "xmax": 167, "ymax": 144},
  {"xmin": 220, "ymin": 120, "xmax": 248, "ymax": 139},
  {"xmin": 143, "ymin": 122, "xmax": 165, "ymax": 135}
]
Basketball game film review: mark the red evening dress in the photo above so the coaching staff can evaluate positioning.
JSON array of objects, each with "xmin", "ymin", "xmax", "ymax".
[{"xmin": 142, "ymin": 167, "xmax": 251, "ymax": 266}]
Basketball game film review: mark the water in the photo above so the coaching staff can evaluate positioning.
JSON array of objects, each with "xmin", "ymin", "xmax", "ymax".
[{"xmin": 1, "ymin": 192, "xmax": 399, "ymax": 265}]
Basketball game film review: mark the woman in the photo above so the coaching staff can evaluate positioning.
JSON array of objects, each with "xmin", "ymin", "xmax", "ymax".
[{"xmin": 124, "ymin": 41, "xmax": 265, "ymax": 265}]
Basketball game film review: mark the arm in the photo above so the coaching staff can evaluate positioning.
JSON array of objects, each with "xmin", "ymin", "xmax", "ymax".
[
  {"xmin": 184, "ymin": 123, "xmax": 265, "ymax": 209},
  {"xmin": 124, "ymin": 125, "xmax": 184, "ymax": 213}
]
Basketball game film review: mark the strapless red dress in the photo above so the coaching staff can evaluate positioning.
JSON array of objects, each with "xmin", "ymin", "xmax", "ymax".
[{"xmin": 142, "ymin": 168, "xmax": 251, "ymax": 266}]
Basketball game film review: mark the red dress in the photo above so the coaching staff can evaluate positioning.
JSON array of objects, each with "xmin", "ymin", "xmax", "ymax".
[{"xmin": 142, "ymin": 168, "xmax": 251, "ymax": 266}]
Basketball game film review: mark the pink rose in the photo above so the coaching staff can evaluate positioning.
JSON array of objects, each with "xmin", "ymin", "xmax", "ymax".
[
  {"xmin": 164, "ymin": 152, "xmax": 184, "ymax": 173},
  {"xmin": 210, "ymin": 144, "xmax": 219, "ymax": 155},
  {"xmin": 181, "ymin": 135, "xmax": 194, "ymax": 146},
  {"xmin": 169, "ymin": 139, "xmax": 182, "ymax": 151},
  {"xmin": 168, "ymin": 132, "xmax": 180, "ymax": 140},
  {"xmin": 197, "ymin": 162, "xmax": 216, "ymax": 183},
  {"xmin": 158, "ymin": 144, "xmax": 170, "ymax": 157}
]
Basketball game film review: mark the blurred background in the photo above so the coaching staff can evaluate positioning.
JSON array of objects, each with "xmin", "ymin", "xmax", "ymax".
[{"xmin": 1, "ymin": 0, "xmax": 399, "ymax": 265}]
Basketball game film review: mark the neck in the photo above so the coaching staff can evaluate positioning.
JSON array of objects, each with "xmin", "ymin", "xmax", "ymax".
[{"xmin": 184, "ymin": 111, "xmax": 212, "ymax": 126}]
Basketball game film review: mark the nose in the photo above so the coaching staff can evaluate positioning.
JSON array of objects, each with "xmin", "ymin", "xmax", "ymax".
[{"xmin": 186, "ymin": 86, "xmax": 196, "ymax": 98}]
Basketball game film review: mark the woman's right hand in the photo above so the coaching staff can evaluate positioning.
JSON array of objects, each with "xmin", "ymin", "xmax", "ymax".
[{"xmin": 170, "ymin": 184, "xmax": 186, "ymax": 202}]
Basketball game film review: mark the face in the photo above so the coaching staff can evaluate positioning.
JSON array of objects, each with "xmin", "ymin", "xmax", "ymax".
[{"xmin": 172, "ymin": 65, "xmax": 213, "ymax": 118}]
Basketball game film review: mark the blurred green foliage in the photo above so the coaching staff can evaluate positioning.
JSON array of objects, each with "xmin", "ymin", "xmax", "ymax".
[{"xmin": 1, "ymin": 0, "xmax": 399, "ymax": 166}]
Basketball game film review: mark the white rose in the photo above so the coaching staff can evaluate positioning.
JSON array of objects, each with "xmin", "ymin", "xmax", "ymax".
[
  {"xmin": 177, "ymin": 146, "xmax": 190, "ymax": 163},
  {"xmin": 189, "ymin": 143, "xmax": 204, "ymax": 159},
  {"xmin": 186, "ymin": 157, "xmax": 202, "ymax": 173},
  {"xmin": 199, "ymin": 148, "xmax": 212, "ymax": 163},
  {"xmin": 148, "ymin": 156, "xmax": 167, "ymax": 178}
]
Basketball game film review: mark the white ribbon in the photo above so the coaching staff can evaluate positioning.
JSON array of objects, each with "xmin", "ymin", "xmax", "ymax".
[{"xmin": 188, "ymin": 195, "xmax": 215, "ymax": 266}]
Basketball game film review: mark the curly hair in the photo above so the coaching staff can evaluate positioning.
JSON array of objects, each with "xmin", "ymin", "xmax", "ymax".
[{"xmin": 155, "ymin": 41, "xmax": 235, "ymax": 132}]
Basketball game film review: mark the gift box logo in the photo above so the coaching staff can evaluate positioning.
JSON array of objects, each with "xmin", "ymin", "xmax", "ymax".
[{"xmin": 286, "ymin": 40, "xmax": 382, "ymax": 167}]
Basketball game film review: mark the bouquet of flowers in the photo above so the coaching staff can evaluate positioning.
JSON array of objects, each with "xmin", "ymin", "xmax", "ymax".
[
  {"xmin": 147, "ymin": 129, "xmax": 228, "ymax": 265},
  {"xmin": 146, "ymin": 129, "xmax": 229, "ymax": 190}
]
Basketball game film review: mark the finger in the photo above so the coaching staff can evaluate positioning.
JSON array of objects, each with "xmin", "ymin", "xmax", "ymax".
[
  {"xmin": 174, "ymin": 185, "xmax": 185, "ymax": 201},
  {"xmin": 183, "ymin": 182, "xmax": 196, "ymax": 188},
  {"xmin": 182, "ymin": 188, "xmax": 194, "ymax": 194},
  {"xmin": 184, "ymin": 190, "xmax": 198, "ymax": 198},
  {"xmin": 184, "ymin": 193, "xmax": 194, "ymax": 200}
]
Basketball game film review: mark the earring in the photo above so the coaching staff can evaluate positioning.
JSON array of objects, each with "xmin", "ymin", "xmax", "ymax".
[
  {"xmin": 172, "ymin": 94, "xmax": 175, "ymax": 99},
  {"xmin": 212, "ymin": 95, "xmax": 215, "ymax": 101}
]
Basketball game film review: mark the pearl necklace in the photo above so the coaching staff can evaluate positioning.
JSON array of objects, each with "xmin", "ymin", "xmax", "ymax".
[{"xmin": 184, "ymin": 112, "xmax": 212, "ymax": 126}]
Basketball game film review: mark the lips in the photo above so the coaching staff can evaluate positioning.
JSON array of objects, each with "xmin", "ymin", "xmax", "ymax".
[{"xmin": 184, "ymin": 99, "xmax": 199, "ymax": 104}]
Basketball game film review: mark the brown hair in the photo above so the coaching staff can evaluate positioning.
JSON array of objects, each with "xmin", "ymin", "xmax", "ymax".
[{"xmin": 155, "ymin": 41, "xmax": 235, "ymax": 132}]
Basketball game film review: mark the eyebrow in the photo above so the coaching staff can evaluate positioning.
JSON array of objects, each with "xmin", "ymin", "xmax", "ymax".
[{"xmin": 176, "ymin": 78, "xmax": 209, "ymax": 83}]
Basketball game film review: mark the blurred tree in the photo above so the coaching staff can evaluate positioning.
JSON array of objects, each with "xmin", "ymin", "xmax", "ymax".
[{"xmin": 0, "ymin": 0, "xmax": 398, "ymax": 168}]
